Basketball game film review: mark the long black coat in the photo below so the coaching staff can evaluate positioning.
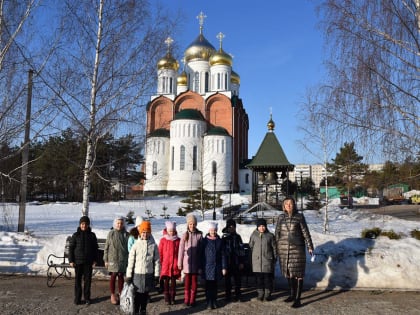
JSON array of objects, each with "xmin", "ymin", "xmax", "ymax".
[
  {"xmin": 275, "ymin": 211, "xmax": 313, "ymax": 278},
  {"xmin": 69, "ymin": 227, "xmax": 99, "ymax": 265}
]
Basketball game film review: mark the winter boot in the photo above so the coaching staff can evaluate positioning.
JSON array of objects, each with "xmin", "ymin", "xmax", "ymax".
[
  {"xmin": 252, "ymin": 289, "xmax": 264, "ymax": 301},
  {"xmin": 189, "ymin": 290, "xmax": 196, "ymax": 307},
  {"xmin": 110, "ymin": 293, "xmax": 118, "ymax": 305},
  {"xmin": 164, "ymin": 292, "xmax": 170, "ymax": 305},
  {"xmin": 291, "ymin": 279, "xmax": 303, "ymax": 308},
  {"xmin": 170, "ymin": 289, "xmax": 176, "ymax": 305},
  {"xmin": 264, "ymin": 289, "xmax": 272, "ymax": 301},
  {"xmin": 184, "ymin": 289, "xmax": 190, "ymax": 306},
  {"xmin": 284, "ymin": 278, "xmax": 295, "ymax": 302}
]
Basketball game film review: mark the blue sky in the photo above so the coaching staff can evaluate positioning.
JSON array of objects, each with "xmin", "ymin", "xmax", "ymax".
[{"xmin": 161, "ymin": 0, "xmax": 326, "ymax": 164}]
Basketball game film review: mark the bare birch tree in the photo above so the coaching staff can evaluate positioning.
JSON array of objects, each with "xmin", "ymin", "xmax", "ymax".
[
  {"xmin": 302, "ymin": 0, "xmax": 420, "ymax": 162},
  {"xmin": 44, "ymin": 0, "xmax": 178, "ymax": 216}
]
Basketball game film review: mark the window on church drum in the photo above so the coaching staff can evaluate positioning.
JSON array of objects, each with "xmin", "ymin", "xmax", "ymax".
[
  {"xmin": 245, "ymin": 173, "xmax": 249, "ymax": 184},
  {"xmin": 212, "ymin": 161, "xmax": 217, "ymax": 177},
  {"xmin": 193, "ymin": 146, "xmax": 197, "ymax": 170},
  {"xmin": 152, "ymin": 161, "xmax": 157, "ymax": 175},
  {"xmin": 180, "ymin": 145, "xmax": 185, "ymax": 170},
  {"xmin": 224, "ymin": 73, "xmax": 228, "ymax": 90},
  {"xmin": 162, "ymin": 76, "xmax": 166, "ymax": 93},
  {"xmin": 205, "ymin": 72, "xmax": 209, "ymax": 92},
  {"xmin": 169, "ymin": 77, "xmax": 173, "ymax": 93},
  {"xmin": 171, "ymin": 146, "xmax": 174, "ymax": 170},
  {"xmin": 217, "ymin": 73, "xmax": 221, "ymax": 89}
]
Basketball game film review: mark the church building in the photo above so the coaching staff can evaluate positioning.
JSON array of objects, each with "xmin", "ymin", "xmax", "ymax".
[{"xmin": 143, "ymin": 12, "xmax": 249, "ymax": 195}]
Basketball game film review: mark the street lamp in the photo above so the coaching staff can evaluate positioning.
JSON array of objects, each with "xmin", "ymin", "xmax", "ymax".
[{"xmin": 212, "ymin": 161, "xmax": 217, "ymax": 220}]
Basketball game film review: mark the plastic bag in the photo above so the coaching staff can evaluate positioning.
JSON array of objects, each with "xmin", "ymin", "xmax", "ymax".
[{"xmin": 120, "ymin": 282, "xmax": 135, "ymax": 315}]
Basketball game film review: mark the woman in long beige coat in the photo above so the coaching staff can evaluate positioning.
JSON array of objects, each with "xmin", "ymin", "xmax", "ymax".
[{"xmin": 275, "ymin": 197, "xmax": 314, "ymax": 308}]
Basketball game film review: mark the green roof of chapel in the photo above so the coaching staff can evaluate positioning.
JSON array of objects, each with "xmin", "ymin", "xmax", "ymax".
[{"xmin": 247, "ymin": 132, "xmax": 294, "ymax": 171}]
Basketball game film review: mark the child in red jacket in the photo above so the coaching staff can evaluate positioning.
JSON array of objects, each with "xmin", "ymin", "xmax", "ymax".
[{"xmin": 159, "ymin": 221, "xmax": 181, "ymax": 305}]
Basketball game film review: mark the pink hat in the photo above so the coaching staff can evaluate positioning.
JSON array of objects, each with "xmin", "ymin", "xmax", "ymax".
[{"xmin": 165, "ymin": 221, "xmax": 176, "ymax": 231}]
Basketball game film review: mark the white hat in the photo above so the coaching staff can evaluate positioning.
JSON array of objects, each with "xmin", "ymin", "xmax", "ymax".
[
  {"xmin": 208, "ymin": 222, "xmax": 218, "ymax": 231},
  {"xmin": 135, "ymin": 216, "xmax": 144, "ymax": 227}
]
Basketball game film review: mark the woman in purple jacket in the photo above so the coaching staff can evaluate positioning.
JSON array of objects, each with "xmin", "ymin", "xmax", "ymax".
[{"xmin": 178, "ymin": 214, "xmax": 202, "ymax": 307}]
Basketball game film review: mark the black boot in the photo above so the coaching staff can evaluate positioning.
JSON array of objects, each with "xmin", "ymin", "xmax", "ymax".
[
  {"xmin": 264, "ymin": 289, "xmax": 272, "ymax": 301},
  {"xmin": 284, "ymin": 278, "xmax": 295, "ymax": 302},
  {"xmin": 291, "ymin": 279, "xmax": 303, "ymax": 308}
]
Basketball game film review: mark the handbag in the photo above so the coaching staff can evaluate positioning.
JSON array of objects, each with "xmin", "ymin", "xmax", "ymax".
[{"xmin": 120, "ymin": 282, "xmax": 135, "ymax": 315}]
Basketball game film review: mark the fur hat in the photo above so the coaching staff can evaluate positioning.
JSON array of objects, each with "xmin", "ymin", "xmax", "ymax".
[
  {"xmin": 135, "ymin": 216, "xmax": 143, "ymax": 227},
  {"xmin": 165, "ymin": 221, "xmax": 176, "ymax": 231},
  {"xmin": 139, "ymin": 220, "xmax": 151, "ymax": 233},
  {"xmin": 226, "ymin": 218, "xmax": 236, "ymax": 228},
  {"xmin": 208, "ymin": 222, "xmax": 218, "ymax": 231},
  {"xmin": 79, "ymin": 216, "xmax": 90, "ymax": 225},
  {"xmin": 256, "ymin": 218, "xmax": 267, "ymax": 228},
  {"xmin": 186, "ymin": 214, "xmax": 197, "ymax": 224}
]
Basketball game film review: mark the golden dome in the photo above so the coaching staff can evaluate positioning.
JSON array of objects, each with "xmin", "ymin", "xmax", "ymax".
[
  {"xmin": 177, "ymin": 71, "xmax": 187, "ymax": 86},
  {"xmin": 267, "ymin": 116, "xmax": 275, "ymax": 131},
  {"xmin": 209, "ymin": 48, "xmax": 232, "ymax": 66},
  {"xmin": 231, "ymin": 70, "xmax": 240, "ymax": 84},
  {"xmin": 184, "ymin": 34, "xmax": 216, "ymax": 62},
  {"xmin": 157, "ymin": 52, "xmax": 179, "ymax": 71}
]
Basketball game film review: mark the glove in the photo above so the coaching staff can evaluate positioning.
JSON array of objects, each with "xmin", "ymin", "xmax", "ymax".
[{"xmin": 126, "ymin": 277, "xmax": 132, "ymax": 284}]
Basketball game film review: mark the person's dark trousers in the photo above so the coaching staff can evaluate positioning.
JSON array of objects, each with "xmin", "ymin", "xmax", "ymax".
[
  {"xmin": 205, "ymin": 280, "xmax": 218, "ymax": 308},
  {"xmin": 255, "ymin": 272, "xmax": 273, "ymax": 301},
  {"xmin": 74, "ymin": 263, "xmax": 93, "ymax": 303},
  {"xmin": 225, "ymin": 266, "xmax": 242, "ymax": 300},
  {"xmin": 134, "ymin": 292, "xmax": 149, "ymax": 313}
]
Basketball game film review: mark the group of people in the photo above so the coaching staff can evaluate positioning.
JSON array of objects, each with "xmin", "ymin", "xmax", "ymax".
[{"xmin": 68, "ymin": 196, "xmax": 313, "ymax": 314}]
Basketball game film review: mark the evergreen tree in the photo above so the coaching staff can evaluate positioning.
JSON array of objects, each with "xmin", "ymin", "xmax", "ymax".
[{"xmin": 327, "ymin": 142, "xmax": 367, "ymax": 196}]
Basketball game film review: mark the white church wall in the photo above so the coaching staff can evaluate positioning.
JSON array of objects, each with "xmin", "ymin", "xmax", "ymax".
[{"xmin": 143, "ymin": 137, "xmax": 170, "ymax": 191}]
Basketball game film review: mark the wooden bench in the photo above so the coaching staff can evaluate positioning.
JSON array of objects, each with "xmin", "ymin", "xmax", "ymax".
[{"xmin": 46, "ymin": 236, "xmax": 107, "ymax": 287}]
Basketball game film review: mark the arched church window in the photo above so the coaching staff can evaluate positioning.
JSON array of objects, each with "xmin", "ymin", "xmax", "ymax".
[
  {"xmin": 169, "ymin": 77, "xmax": 173, "ymax": 93},
  {"xmin": 193, "ymin": 146, "xmax": 197, "ymax": 170},
  {"xmin": 245, "ymin": 173, "xmax": 249, "ymax": 184},
  {"xmin": 180, "ymin": 145, "xmax": 185, "ymax": 170},
  {"xmin": 217, "ymin": 73, "xmax": 221, "ymax": 89},
  {"xmin": 205, "ymin": 72, "xmax": 209, "ymax": 92},
  {"xmin": 152, "ymin": 161, "xmax": 157, "ymax": 175},
  {"xmin": 224, "ymin": 73, "xmax": 228, "ymax": 90}
]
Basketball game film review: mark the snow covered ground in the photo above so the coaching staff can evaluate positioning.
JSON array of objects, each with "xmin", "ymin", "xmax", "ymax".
[{"xmin": 0, "ymin": 194, "xmax": 419, "ymax": 290}]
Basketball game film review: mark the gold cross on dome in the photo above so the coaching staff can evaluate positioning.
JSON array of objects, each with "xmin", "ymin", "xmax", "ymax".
[
  {"xmin": 197, "ymin": 11, "xmax": 207, "ymax": 33},
  {"xmin": 164, "ymin": 36, "xmax": 174, "ymax": 53},
  {"xmin": 216, "ymin": 32, "xmax": 225, "ymax": 49}
]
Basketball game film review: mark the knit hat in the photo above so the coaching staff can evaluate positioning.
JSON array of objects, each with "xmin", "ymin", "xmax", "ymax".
[
  {"xmin": 208, "ymin": 222, "xmax": 218, "ymax": 231},
  {"xmin": 186, "ymin": 214, "xmax": 197, "ymax": 224},
  {"xmin": 79, "ymin": 216, "xmax": 90, "ymax": 225},
  {"xmin": 165, "ymin": 221, "xmax": 176, "ymax": 231},
  {"xmin": 226, "ymin": 218, "xmax": 236, "ymax": 228},
  {"xmin": 135, "ymin": 216, "xmax": 143, "ymax": 227},
  {"xmin": 256, "ymin": 218, "xmax": 267, "ymax": 228},
  {"xmin": 139, "ymin": 220, "xmax": 151, "ymax": 233}
]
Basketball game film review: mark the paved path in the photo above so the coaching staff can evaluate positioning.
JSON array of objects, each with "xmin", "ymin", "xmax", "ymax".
[{"xmin": 1, "ymin": 275, "xmax": 419, "ymax": 315}]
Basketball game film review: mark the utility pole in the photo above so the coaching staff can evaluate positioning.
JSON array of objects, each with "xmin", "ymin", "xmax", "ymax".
[{"xmin": 18, "ymin": 69, "xmax": 33, "ymax": 232}]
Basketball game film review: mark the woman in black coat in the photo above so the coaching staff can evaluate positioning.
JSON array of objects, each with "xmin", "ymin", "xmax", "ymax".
[
  {"xmin": 275, "ymin": 197, "xmax": 314, "ymax": 308},
  {"xmin": 69, "ymin": 216, "xmax": 99, "ymax": 305}
]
